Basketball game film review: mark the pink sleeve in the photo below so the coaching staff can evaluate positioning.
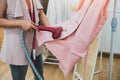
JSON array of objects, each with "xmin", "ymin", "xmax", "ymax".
[
  {"xmin": 76, "ymin": 0, "xmax": 84, "ymax": 11},
  {"xmin": 103, "ymin": 0, "xmax": 110, "ymax": 19}
]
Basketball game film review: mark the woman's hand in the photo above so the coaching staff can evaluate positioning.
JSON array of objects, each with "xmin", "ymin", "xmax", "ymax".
[{"xmin": 18, "ymin": 20, "xmax": 38, "ymax": 31}]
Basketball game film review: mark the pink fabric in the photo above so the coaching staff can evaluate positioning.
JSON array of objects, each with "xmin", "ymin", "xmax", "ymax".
[
  {"xmin": 37, "ymin": 0, "xmax": 110, "ymax": 76},
  {"xmin": 36, "ymin": 0, "xmax": 92, "ymax": 45}
]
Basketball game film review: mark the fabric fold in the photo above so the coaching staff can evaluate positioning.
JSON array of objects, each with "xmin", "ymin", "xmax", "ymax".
[{"xmin": 36, "ymin": 0, "xmax": 110, "ymax": 77}]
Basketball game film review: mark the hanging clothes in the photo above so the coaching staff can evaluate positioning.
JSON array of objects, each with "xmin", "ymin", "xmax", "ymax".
[
  {"xmin": 46, "ymin": 0, "xmax": 73, "ymax": 25},
  {"xmin": 37, "ymin": 0, "xmax": 110, "ymax": 77}
]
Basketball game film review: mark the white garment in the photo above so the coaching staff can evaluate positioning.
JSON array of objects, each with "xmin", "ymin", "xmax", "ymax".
[{"xmin": 46, "ymin": 0, "xmax": 73, "ymax": 25}]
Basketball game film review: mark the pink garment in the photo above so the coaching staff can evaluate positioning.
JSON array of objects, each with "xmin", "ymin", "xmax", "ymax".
[
  {"xmin": 37, "ymin": 0, "xmax": 110, "ymax": 77},
  {"xmin": 36, "ymin": 0, "xmax": 93, "ymax": 45}
]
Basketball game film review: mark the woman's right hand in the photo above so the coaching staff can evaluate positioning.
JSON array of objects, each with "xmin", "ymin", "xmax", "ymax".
[{"xmin": 18, "ymin": 20, "xmax": 38, "ymax": 31}]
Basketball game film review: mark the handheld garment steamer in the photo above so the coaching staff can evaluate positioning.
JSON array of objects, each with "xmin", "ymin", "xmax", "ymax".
[{"xmin": 20, "ymin": 25, "xmax": 62, "ymax": 80}]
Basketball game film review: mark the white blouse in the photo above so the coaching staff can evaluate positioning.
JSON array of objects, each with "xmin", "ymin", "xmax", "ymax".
[{"xmin": 46, "ymin": 0, "xmax": 74, "ymax": 25}]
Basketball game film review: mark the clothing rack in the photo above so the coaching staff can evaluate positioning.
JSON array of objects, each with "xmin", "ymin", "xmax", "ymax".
[
  {"xmin": 43, "ymin": 54, "xmax": 58, "ymax": 65},
  {"xmin": 72, "ymin": 37, "xmax": 99, "ymax": 80}
]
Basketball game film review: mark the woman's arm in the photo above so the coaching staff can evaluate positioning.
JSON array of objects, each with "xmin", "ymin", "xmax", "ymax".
[
  {"xmin": 0, "ymin": 0, "xmax": 37, "ymax": 31},
  {"xmin": 38, "ymin": 9, "xmax": 50, "ymax": 26}
]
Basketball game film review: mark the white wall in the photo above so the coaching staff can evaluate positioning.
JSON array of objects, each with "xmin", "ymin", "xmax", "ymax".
[{"xmin": 98, "ymin": 0, "xmax": 120, "ymax": 53}]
